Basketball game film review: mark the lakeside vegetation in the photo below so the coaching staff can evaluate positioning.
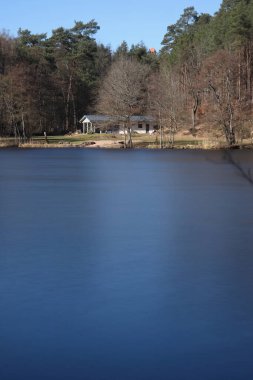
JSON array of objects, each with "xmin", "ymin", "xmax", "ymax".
[
  {"xmin": 1, "ymin": 0, "xmax": 253, "ymax": 148},
  {"xmin": 1, "ymin": 132, "xmax": 252, "ymax": 149}
]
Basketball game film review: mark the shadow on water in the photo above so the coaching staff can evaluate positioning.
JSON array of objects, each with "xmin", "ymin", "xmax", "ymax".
[
  {"xmin": 204, "ymin": 148, "xmax": 253, "ymax": 187},
  {"xmin": 222, "ymin": 150, "xmax": 253, "ymax": 186}
]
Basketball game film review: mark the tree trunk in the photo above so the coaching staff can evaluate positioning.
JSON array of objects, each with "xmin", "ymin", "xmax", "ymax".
[
  {"xmin": 123, "ymin": 123, "xmax": 127, "ymax": 149},
  {"xmin": 245, "ymin": 45, "xmax": 251, "ymax": 100},
  {"xmin": 224, "ymin": 124, "xmax": 235, "ymax": 146},
  {"xmin": 160, "ymin": 123, "xmax": 163, "ymax": 149},
  {"xmin": 223, "ymin": 111, "xmax": 235, "ymax": 146},
  {"xmin": 238, "ymin": 50, "xmax": 241, "ymax": 101},
  {"xmin": 126, "ymin": 117, "xmax": 133, "ymax": 148},
  {"xmin": 127, "ymin": 127, "xmax": 133, "ymax": 148},
  {"xmin": 21, "ymin": 111, "xmax": 26, "ymax": 141},
  {"xmin": 65, "ymin": 73, "xmax": 73, "ymax": 132},
  {"xmin": 169, "ymin": 117, "xmax": 176, "ymax": 147},
  {"xmin": 228, "ymin": 113, "xmax": 235, "ymax": 146},
  {"xmin": 71, "ymin": 90, "xmax": 77, "ymax": 131},
  {"xmin": 159, "ymin": 111, "xmax": 163, "ymax": 149},
  {"xmin": 14, "ymin": 124, "xmax": 17, "ymax": 144},
  {"xmin": 191, "ymin": 107, "xmax": 196, "ymax": 132},
  {"xmin": 191, "ymin": 92, "xmax": 200, "ymax": 133}
]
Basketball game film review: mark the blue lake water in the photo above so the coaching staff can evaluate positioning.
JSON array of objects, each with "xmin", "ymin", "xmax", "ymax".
[{"xmin": 1, "ymin": 148, "xmax": 253, "ymax": 380}]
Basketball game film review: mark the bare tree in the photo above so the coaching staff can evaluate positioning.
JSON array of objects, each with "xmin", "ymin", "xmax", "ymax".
[
  {"xmin": 202, "ymin": 50, "xmax": 240, "ymax": 146},
  {"xmin": 148, "ymin": 65, "xmax": 181, "ymax": 148},
  {"xmin": 97, "ymin": 57, "xmax": 149, "ymax": 148}
]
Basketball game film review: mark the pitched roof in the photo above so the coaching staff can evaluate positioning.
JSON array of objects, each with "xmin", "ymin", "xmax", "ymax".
[
  {"xmin": 79, "ymin": 114, "xmax": 155, "ymax": 123},
  {"xmin": 79, "ymin": 115, "xmax": 112, "ymax": 123}
]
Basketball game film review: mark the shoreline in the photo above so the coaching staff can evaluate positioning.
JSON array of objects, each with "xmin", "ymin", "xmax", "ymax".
[
  {"xmin": 1, "ymin": 143, "xmax": 253, "ymax": 151},
  {"xmin": 1, "ymin": 136, "xmax": 253, "ymax": 150}
]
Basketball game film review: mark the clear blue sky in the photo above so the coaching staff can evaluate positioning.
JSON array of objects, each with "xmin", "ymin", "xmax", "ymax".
[{"xmin": 0, "ymin": 0, "xmax": 222, "ymax": 51}]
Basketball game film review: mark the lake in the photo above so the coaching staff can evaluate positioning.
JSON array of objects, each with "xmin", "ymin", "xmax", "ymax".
[{"xmin": 1, "ymin": 148, "xmax": 253, "ymax": 380}]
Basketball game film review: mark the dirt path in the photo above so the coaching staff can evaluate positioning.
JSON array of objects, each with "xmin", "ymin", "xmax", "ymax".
[{"xmin": 85, "ymin": 139, "xmax": 124, "ymax": 148}]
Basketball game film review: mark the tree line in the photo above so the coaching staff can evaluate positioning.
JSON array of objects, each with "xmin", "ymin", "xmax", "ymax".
[
  {"xmin": 0, "ymin": 20, "xmax": 111, "ymax": 138},
  {"xmin": 1, "ymin": 0, "xmax": 253, "ymax": 146}
]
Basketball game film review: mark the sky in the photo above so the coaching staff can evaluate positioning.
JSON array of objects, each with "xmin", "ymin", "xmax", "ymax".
[{"xmin": 0, "ymin": 0, "xmax": 222, "ymax": 51}]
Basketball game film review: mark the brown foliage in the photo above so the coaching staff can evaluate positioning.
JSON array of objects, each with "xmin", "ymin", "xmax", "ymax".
[{"xmin": 97, "ymin": 57, "xmax": 149, "ymax": 117}]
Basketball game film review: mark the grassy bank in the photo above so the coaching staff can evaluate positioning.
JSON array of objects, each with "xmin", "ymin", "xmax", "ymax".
[{"xmin": 0, "ymin": 134, "xmax": 252, "ymax": 150}]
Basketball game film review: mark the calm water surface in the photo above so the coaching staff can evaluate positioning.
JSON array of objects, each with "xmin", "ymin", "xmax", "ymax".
[{"xmin": 1, "ymin": 148, "xmax": 253, "ymax": 380}]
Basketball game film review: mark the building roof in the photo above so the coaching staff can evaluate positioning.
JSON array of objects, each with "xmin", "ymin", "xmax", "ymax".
[
  {"xmin": 79, "ymin": 114, "xmax": 155, "ymax": 124},
  {"xmin": 79, "ymin": 115, "xmax": 112, "ymax": 123},
  {"xmin": 149, "ymin": 48, "xmax": 156, "ymax": 54}
]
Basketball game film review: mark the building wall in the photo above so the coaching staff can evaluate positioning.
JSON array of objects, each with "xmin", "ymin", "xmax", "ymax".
[
  {"xmin": 80, "ymin": 118, "xmax": 156, "ymax": 134},
  {"xmin": 118, "ymin": 123, "xmax": 155, "ymax": 135}
]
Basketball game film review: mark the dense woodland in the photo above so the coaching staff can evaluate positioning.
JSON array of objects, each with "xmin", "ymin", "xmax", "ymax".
[{"xmin": 1, "ymin": 0, "xmax": 253, "ymax": 145}]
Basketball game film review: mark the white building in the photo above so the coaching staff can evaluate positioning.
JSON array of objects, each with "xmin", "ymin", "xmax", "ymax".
[{"xmin": 79, "ymin": 115, "xmax": 157, "ymax": 134}]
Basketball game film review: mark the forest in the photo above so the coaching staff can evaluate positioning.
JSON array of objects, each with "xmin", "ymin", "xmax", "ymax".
[{"xmin": 1, "ymin": 0, "xmax": 253, "ymax": 146}]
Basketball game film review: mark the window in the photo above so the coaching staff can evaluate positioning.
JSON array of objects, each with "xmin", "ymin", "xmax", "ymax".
[{"xmin": 138, "ymin": 123, "xmax": 143, "ymax": 129}]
